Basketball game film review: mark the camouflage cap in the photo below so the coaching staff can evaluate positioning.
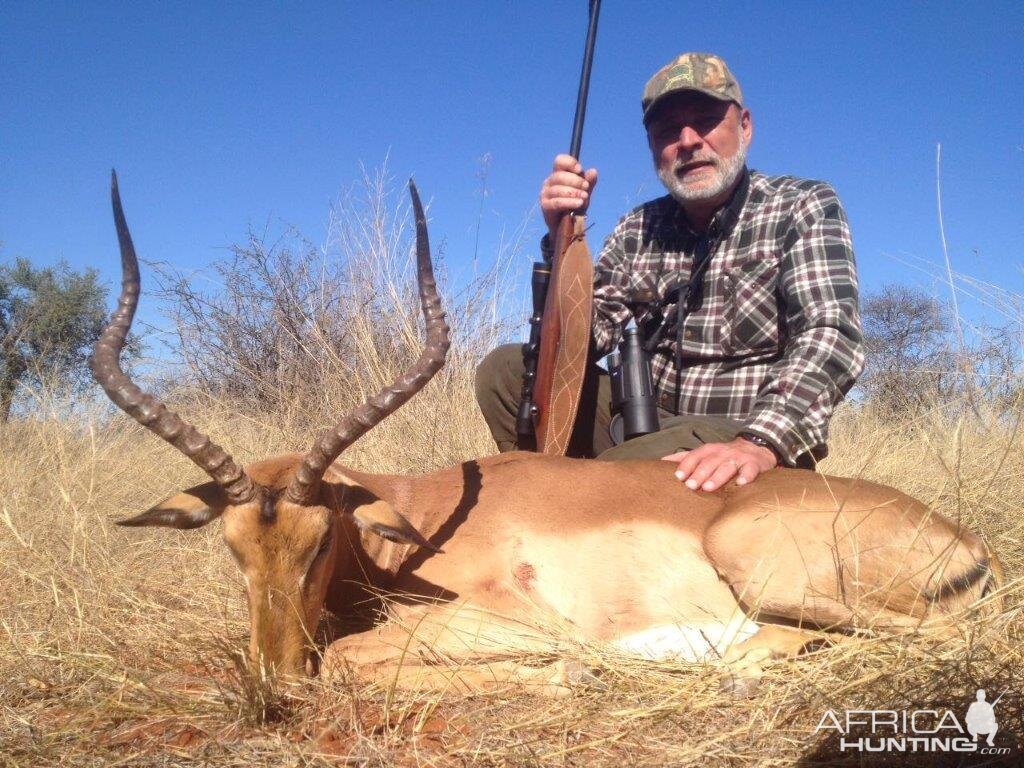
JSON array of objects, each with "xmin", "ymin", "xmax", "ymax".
[{"xmin": 642, "ymin": 52, "xmax": 743, "ymax": 125}]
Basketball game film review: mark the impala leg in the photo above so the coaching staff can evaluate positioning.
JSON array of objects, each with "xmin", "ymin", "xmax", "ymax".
[
  {"xmin": 321, "ymin": 603, "xmax": 579, "ymax": 696},
  {"xmin": 333, "ymin": 654, "xmax": 580, "ymax": 697},
  {"xmin": 719, "ymin": 624, "xmax": 832, "ymax": 697}
]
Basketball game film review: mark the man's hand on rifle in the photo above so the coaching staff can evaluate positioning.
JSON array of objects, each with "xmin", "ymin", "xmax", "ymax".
[
  {"xmin": 661, "ymin": 438, "xmax": 778, "ymax": 493},
  {"xmin": 540, "ymin": 154, "xmax": 599, "ymax": 240}
]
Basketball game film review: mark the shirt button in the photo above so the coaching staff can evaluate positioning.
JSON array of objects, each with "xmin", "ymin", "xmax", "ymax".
[{"xmin": 684, "ymin": 329, "xmax": 696, "ymax": 340}]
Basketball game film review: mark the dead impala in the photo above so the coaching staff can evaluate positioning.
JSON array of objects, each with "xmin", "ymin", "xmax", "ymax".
[{"xmin": 96, "ymin": 172, "xmax": 1002, "ymax": 692}]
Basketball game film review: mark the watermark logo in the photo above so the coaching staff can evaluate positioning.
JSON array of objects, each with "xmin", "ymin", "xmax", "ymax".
[
  {"xmin": 966, "ymin": 689, "xmax": 1001, "ymax": 747},
  {"xmin": 814, "ymin": 688, "xmax": 1010, "ymax": 755}
]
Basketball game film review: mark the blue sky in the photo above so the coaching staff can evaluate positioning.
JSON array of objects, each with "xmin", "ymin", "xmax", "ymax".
[{"xmin": 2, "ymin": 1, "xmax": 1022, "ymax": 337}]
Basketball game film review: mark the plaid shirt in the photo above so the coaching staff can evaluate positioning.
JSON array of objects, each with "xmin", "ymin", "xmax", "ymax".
[{"xmin": 547, "ymin": 168, "xmax": 864, "ymax": 465}]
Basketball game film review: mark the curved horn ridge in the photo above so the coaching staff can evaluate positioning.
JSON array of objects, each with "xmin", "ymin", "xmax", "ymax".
[
  {"xmin": 287, "ymin": 179, "xmax": 450, "ymax": 504},
  {"xmin": 92, "ymin": 171, "xmax": 257, "ymax": 505}
]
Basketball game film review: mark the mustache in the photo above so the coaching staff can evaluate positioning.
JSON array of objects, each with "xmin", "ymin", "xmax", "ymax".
[{"xmin": 672, "ymin": 153, "xmax": 722, "ymax": 172}]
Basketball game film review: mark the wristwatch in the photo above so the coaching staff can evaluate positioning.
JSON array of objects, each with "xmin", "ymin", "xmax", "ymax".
[{"xmin": 737, "ymin": 431, "xmax": 782, "ymax": 466}]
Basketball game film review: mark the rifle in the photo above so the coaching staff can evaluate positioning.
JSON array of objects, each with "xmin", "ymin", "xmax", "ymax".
[{"xmin": 516, "ymin": 0, "xmax": 602, "ymax": 454}]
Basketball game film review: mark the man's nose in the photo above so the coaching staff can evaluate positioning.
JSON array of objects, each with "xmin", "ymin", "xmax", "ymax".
[{"xmin": 676, "ymin": 125, "xmax": 703, "ymax": 151}]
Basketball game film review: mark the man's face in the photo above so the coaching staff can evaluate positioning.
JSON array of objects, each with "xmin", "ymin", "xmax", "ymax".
[{"xmin": 646, "ymin": 93, "xmax": 752, "ymax": 206}]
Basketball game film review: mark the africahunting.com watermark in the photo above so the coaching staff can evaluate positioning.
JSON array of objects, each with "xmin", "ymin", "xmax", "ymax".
[{"xmin": 815, "ymin": 689, "xmax": 1011, "ymax": 755}]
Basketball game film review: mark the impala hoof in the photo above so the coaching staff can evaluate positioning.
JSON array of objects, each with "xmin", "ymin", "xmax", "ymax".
[
  {"xmin": 720, "ymin": 673, "xmax": 761, "ymax": 698},
  {"xmin": 564, "ymin": 660, "xmax": 607, "ymax": 691}
]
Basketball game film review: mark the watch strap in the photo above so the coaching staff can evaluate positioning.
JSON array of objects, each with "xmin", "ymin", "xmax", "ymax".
[{"xmin": 738, "ymin": 431, "xmax": 782, "ymax": 466}]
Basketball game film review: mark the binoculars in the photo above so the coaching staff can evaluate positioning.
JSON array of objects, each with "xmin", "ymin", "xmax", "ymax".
[{"xmin": 608, "ymin": 326, "xmax": 660, "ymax": 443}]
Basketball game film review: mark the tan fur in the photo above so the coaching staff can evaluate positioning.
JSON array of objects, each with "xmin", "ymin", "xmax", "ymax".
[{"xmin": 129, "ymin": 451, "xmax": 1001, "ymax": 690}]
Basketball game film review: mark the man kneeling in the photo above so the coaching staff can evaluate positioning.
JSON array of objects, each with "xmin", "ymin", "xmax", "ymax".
[{"xmin": 476, "ymin": 52, "xmax": 864, "ymax": 492}]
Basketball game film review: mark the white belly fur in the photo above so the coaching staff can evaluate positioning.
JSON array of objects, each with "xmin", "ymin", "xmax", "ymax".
[{"xmin": 612, "ymin": 615, "xmax": 760, "ymax": 662}]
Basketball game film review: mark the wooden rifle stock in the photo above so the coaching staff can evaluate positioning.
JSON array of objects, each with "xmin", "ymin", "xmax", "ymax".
[
  {"xmin": 519, "ymin": 0, "xmax": 601, "ymax": 454},
  {"xmin": 532, "ymin": 214, "xmax": 593, "ymax": 454}
]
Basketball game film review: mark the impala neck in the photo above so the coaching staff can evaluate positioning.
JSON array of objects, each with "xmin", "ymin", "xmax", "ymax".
[{"xmin": 326, "ymin": 471, "xmax": 434, "ymax": 580}]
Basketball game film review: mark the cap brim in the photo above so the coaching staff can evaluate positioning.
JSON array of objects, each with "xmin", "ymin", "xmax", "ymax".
[{"xmin": 642, "ymin": 87, "xmax": 738, "ymax": 125}]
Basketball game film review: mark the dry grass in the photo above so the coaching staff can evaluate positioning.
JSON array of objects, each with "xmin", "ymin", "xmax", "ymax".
[
  {"xmin": 3, "ymin": 178, "xmax": 1023, "ymax": 765},
  {"xmin": 4, "ymin": 366, "xmax": 1024, "ymax": 767}
]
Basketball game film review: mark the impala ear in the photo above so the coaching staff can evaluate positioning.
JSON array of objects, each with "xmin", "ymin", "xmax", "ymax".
[
  {"xmin": 118, "ymin": 481, "xmax": 229, "ymax": 530},
  {"xmin": 352, "ymin": 500, "xmax": 442, "ymax": 554}
]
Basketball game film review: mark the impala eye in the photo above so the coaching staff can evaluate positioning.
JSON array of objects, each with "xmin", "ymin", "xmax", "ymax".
[
  {"xmin": 312, "ymin": 531, "xmax": 332, "ymax": 562},
  {"xmin": 302, "ymin": 532, "xmax": 333, "ymax": 589}
]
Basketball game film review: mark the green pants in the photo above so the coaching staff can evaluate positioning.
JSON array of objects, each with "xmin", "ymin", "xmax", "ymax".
[{"xmin": 473, "ymin": 343, "xmax": 748, "ymax": 461}]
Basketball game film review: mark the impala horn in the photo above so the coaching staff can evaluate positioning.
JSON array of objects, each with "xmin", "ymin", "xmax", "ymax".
[
  {"xmin": 286, "ymin": 180, "xmax": 450, "ymax": 505},
  {"xmin": 92, "ymin": 171, "xmax": 258, "ymax": 506}
]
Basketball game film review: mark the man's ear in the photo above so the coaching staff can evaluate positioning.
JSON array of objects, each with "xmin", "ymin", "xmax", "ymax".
[
  {"xmin": 118, "ymin": 481, "xmax": 228, "ymax": 530},
  {"xmin": 739, "ymin": 106, "xmax": 753, "ymax": 146},
  {"xmin": 352, "ymin": 500, "xmax": 442, "ymax": 554}
]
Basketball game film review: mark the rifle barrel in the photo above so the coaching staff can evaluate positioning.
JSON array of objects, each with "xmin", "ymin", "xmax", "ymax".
[{"xmin": 568, "ymin": 0, "xmax": 602, "ymax": 160}]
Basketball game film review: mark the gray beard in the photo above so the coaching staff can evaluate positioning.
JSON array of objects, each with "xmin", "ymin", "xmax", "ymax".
[{"xmin": 657, "ymin": 141, "xmax": 748, "ymax": 204}]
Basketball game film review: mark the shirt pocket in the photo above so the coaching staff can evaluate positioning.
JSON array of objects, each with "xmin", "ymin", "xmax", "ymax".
[{"xmin": 722, "ymin": 256, "xmax": 781, "ymax": 357}]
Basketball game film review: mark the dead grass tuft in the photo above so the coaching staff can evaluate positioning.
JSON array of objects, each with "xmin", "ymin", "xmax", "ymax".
[{"xmin": 2, "ymin": 175, "xmax": 1022, "ymax": 766}]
